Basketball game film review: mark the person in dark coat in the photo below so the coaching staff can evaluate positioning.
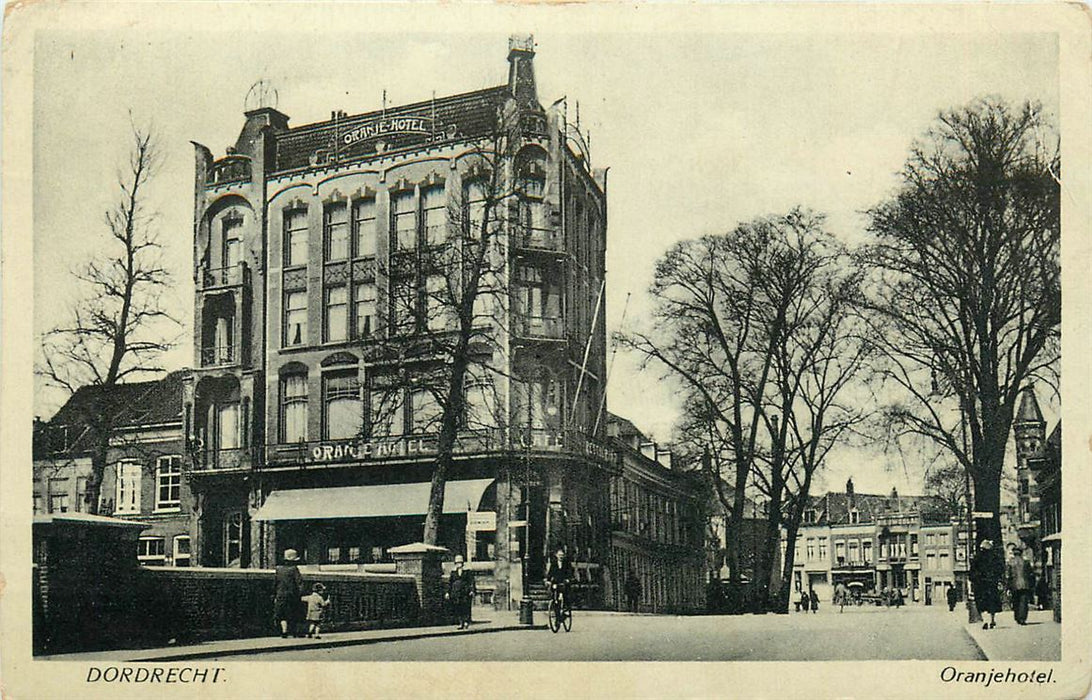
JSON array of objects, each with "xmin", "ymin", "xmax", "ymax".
[
  {"xmin": 946, "ymin": 584, "xmax": 959, "ymax": 612},
  {"xmin": 970, "ymin": 539, "xmax": 1003, "ymax": 629},
  {"xmin": 446, "ymin": 555, "xmax": 475, "ymax": 629},
  {"xmin": 1006, "ymin": 546, "xmax": 1036, "ymax": 625},
  {"xmin": 274, "ymin": 548, "xmax": 304, "ymax": 638},
  {"xmin": 809, "ymin": 588, "xmax": 819, "ymax": 613}
]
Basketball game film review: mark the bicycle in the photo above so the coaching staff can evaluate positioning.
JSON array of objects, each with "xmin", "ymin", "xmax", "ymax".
[{"xmin": 547, "ymin": 583, "xmax": 572, "ymax": 633}]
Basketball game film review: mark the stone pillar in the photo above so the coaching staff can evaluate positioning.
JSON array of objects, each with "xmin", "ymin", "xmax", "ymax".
[{"xmin": 390, "ymin": 542, "xmax": 449, "ymax": 625}]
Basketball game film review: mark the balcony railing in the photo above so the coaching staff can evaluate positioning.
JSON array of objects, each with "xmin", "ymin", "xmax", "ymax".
[
  {"xmin": 200, "ymin": 344, "xmax": 237, "ymax": 368},
  {"xmin": 200, "ymin": 263, "xmax": 248, "ymax": 289},
  {"xmin": 206, "ymin": 155, "xmax": 252, "ymax": 187},
  {"xmin": 515, "ymin": 315, "xmax": 564, "ymax": 339},
  {"xmin": 514, "ymin": 225, "xmax": 563, "ymax": 252},
  {"xmin": 194, "ymin": 447, "xmax": 250, "ymax": 472}
]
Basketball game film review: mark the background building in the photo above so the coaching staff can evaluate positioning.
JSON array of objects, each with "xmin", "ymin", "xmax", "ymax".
[
  {"xmin": 784, "ymin": 479, "xmax": 968, "ymax": 605},
  {"xmin": 184, "ymin": 36, "xmax": 615, "ymax": 609},
  {"xmin": 604, "ymin": 413, "xmax": 706, "ymax": 613}
]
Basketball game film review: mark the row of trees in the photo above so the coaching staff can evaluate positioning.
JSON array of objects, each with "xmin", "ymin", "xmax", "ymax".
[{"xmin": 624, "ymin": 97, "xmax": 1060, "ymax": 612}]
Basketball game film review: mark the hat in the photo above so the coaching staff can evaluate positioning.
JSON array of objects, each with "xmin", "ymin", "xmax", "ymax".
[
  {"xmin": 454, "ymin": 555, "xmax": 465, "ymax": 564},
  {"xmin": 980, "ymin": 540, "xmax": 993, "ymax": 549},
  {"xmin": 284, "ymin": 549, "xmax": 300, "ymax": 561},
  {"xmin": 312, "ymin": 582, "xmax": 326, "ymax": 592}
]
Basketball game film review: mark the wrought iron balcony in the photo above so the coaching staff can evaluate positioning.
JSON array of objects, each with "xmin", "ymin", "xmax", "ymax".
[
  {"xmin": 514, "ymin": 225, "xmax": 563, "ymax": 253},
  {"xmin": 206, "ymin": 154, "xmax": 252, "ymax": 187},
  {"xmin": 199, "ymin": 263, "xmax": 248, "ymax": 290},
  {"xmin": 200, "ymin": 344, "xmax": 237, "ymax": 368},
  {"xmin": 193, "ymin": 447, "xmax": 251, "ymax": 472}
]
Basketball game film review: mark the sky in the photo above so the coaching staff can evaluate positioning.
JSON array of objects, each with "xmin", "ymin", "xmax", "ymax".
[{"xmin": 32, "ymin": 23, "xmax": 1060, "ymax": 497}]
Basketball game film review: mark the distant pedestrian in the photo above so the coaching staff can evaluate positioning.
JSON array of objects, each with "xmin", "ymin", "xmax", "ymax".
[
  {"xmin": 274, "ymin": 548, "xmax": 304, "ymax": 638},
  {"xmin": 1036, "ymin": 574, "xmax": 1051, "ymax": 610},
  {"xmin": 809, "ymin": 589, "xmax": 819, "ymax": 613},
  {"xmin": 446, "ymin": 555, "xmax": 475, "ymax": 629},
  {"xmin": 834, "ymin": 582, "xmax": 848, "ymax": 613},
  {"xmin": 798, "ymin": 590, "xmax": 809, "ymax": 613},
  {"xmin": 1006, "ymin": 546, "xmax": 1036, "ymax": 625},
  {"xmin": 894, "ymin": 588, "xmax": 904, "ymax": 608},
  {"xmin": 946, "ymin": 584, "xmax": 958, "ymax": 612},
  {"xmin": 301, "ymin": 582, "xmax": 330, "ymax": 638},
  {"xmin": 970, "ymin": 539, "xmax": 1003, "ymax": 630},
  {"xmin": 624, "ymin": 569, "xmax": 642, "ymax": 613}
]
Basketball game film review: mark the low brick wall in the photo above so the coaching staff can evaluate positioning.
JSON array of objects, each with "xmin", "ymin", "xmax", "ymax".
[{"xmin": 140, "ymin": 567, "xmax": 419, "ymax": 644}]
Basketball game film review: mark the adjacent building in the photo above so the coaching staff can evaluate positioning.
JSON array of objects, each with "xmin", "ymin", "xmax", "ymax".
[
  {"xmin": 33, "ymin": 371, "xmax": 194, "ymax": 566},
  {"xmin": 184, "ymin": 36, "xmax": 615, "ymax": 608},
  {"xmin": 784, "ymin": 480, "xmax": 968, "ymax": 605},
  {"xmin": 604, "ymin": 413, "xmax": 706, "ymax": 613}
]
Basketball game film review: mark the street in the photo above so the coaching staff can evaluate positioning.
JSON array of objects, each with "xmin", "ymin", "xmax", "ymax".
[{"xmin": 212, "ymin": 605, "xmax": 985, "ymax": 662}]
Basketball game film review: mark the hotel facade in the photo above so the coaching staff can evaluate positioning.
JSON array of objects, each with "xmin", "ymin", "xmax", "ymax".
[{"xmin": 183, "ymin": 36, "xmax": 616, "ymax": 607}]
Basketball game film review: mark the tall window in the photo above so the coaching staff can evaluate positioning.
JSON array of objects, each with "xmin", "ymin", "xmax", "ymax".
[
  {"xmin": 391, "ymin": 191, "xmax": 416, "ymax": 252},
  {"xmin": 325, "ymin": 285, "xmax": 348, "ymax": 342},
  {"xmin": 75, "ymin": 477, "xmax": 87, "ymax": 513},
  {"xmin": 284, "ymin": 290, "xmax": 308, "ymax": 346},
  {"xmin": 173, "ymin": 536, "xmax": 192, "ymax": 567},
  {"xmin": 465, "ymin": 180, "xmax": 488, "ymax": 239},
  {"xmin": 354, "ymin": 283, "xmax": 376, "ymax": 338},
  {"xmin": 325, "ymin": 202, "xmax": 349, "ymax": 261},
  {"xmin": 217, "ymin": 403, "xmax": 240, "ymax": 450},
  {"xmin": 835, "ymin": 540, "xmax": 845, "ymax": 563},
  {"xmin": 353, "ymin": 198, "xmax": 377, "ymax": 257},
  {"xmin": 848, "ymin": 539, "xmax": 859, "ymax": 562},
  {"xmin": 115, "ymin": 461, "xmax": 142, "ymax": 514},
  {"xmin": 369, "ymin": 386, "xmax": 405, "ymax": 437},
  {"xmin": 410, "ymin": 388, "xmax": 441, "ymax": 434},
  {"xmin": 818, "ymin": 537, "xmax": 828, "ymax": 561},
  {"xmin": 422, "ymin": 186, "xmax": 446, "ymax": 246},
  {"xmin": 281, "ymin": 374, "xmax": 308, "ymax": 443},
  {"xmin": 425, "ymin": 274, "xmax": 452, "ymax": 332},
  {"xmin": 284, "ymin": 209, "xmax": 308, "ymax": 267},
  {"xmin": 324, "ymin": 372, "xmax": 362, "ymax": 439},
  {"xmin": 389, "ymin": 277, "xmax": 417, "ymax": 335},
  {"xmin": 806, "ymin": 538, "xmax": 815, "ymax": 561},
  {"xmin": 224, "ymin": 511, "xmax": 243, "ymax": 567},
  {"xmin": 514, "ymin": 372, "xmax": 561, "ymax": 431},
  {"xmin": 516, "ymin": 265, "xmax": 560, "ymax": 333},
  {"xmin": 155, "ymin": 456, "xmax": 182, "ymax": 510},
  {"xmin": 223, "ymin": 216, "xmax": 243, "ymax": 270},
  {"xmin": 862, "ymin": 540, "xmax": 872, "ymax": 563}
]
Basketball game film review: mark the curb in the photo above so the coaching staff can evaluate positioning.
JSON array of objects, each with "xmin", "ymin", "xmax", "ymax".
[
  {"xmin": 128, "ymin": 623, "xmax": 546, "ymax": 661},
  {"xmin": 961, "ymin": 623, "xmax": 991, "ymax": 661}
]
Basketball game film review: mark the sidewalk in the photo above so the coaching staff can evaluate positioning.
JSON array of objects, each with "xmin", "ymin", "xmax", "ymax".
[
  {"xmin": 963, "ymin": 609, "xmax": 1061, "ymax": 661},
  {"xmin": 42, "ymin": 606, "xmax": 539, "ymax": 662}
]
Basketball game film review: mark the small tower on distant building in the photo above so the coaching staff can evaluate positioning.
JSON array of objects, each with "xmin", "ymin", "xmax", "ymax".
[{"xmin": 1013, "ymin": 384, "xmax": 1046, "ymax": 540}]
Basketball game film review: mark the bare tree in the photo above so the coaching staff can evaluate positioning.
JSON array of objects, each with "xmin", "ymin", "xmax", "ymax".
[
  {"xmin": 37, "ymin": 121, "xmax": 177, "ymax": 514},
  {"xmin": 622, "ymin": 208, "xmax": 869, "ymax": 612},
  {"xmin": 862, "ymin": 97, "xmax": 1060, "ymax": 549}
]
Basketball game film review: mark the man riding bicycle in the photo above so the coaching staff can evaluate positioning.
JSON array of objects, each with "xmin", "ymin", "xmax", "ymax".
[{"xmin": 544, "ymin": 546, "xmax": 575, "ymax": 610}]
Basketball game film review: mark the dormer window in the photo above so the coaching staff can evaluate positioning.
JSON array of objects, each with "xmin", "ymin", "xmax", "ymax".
[
  {"xmin": 803, "ymin": 509, "xmax": 817, "ymax": 525},
  {"xmin": 849, "ymin": 509, "xmax": 860, "ymax": 524}
]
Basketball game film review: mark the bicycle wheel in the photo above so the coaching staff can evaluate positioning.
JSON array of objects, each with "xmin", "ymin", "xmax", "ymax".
[
  {"xmin": 562, "ymin": 605, "xmax": 572, "ymax": 632},
  {"xmin": 548, "ymin": 600, "xmax": 561, "ymax": 633}
]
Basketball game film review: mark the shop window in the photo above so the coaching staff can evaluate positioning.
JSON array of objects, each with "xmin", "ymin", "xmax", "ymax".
[
  {"xmin": 114, "ymin": 461, "xmax": 142, "ymax": 514},
  {"xmin": 354, "ymin": 283, "xmax": 377, "ymax": 339},
  {"xmin": 284, "ymin": 209, "xmax": 309, "ymax": 267},
  {"xmin": 138, "ymin": 536, "xmax": 166, "ymax": 565},
  {"xmin": 422, "ymin": 186, "xmax": 446, "ymax": 246},
  {"xmin": 391, "ymin": 191, "xmax": 417, "ymax": 252},
  {"xmin": 324, "ymin": 202, "xmax": 349, "ymax": 262},
  {"xmin": 325, "ymin": 285, "xmax": 348, "ymax": 342},
  {"xmin": 173, "ymin": 536, "xmax": 191, "ymax": 567},
  {"xmin": 155, "ymin": 455, "xmax": 182, "ymax": 510},
  {"xmin": 353, "ymin": 198, "xmax": 377, "ymax": 257},
  {"xmin": 324, "ymin": 372, "xmax": 362, "ymax": 440},
  {"xmin": 281, "ymin": 374, "xmax": 309, "ymax": 443},
  {"xmin": 284, "ymin": 290, "xmax": 308, "ymax": 346}
]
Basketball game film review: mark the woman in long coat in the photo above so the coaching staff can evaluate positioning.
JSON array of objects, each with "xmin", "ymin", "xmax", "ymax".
[
  {"xmin": 970, "ymin": 539, "xmax": 1003, "ymax": 629},
  {"xmin": 447, "ymin": 555, "xmax": 475, "ymax": 629},
  {"xmin": 274, "ymin": 549, "xmax": 304, "ymax": 638}
]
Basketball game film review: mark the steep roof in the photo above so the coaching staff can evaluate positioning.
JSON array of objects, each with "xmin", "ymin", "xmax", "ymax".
[
  {"xmin": 1015, "ymin": 385, "xmax": 1045, "ymax": 425},
  {"xmin": 271, "ymin": 85, "xmax": 511, "ymax": 173},
  {"xmin": 808, "ymin": 490, "xmax": 953, "ymax": 526}
]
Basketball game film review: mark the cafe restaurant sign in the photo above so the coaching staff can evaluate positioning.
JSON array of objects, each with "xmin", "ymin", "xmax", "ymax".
[{"xmin": 308, "ymin": 437, "xmax": 433, "ymax": 463}]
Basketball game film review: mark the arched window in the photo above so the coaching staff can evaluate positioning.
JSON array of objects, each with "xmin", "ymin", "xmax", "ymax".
[{"xmin": 281, "ymin": 372, "xmax": 309, "ymax": 443}]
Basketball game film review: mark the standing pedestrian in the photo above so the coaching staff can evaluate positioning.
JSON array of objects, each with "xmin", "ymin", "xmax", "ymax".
[
  {"xmin": 446, "ymin": 555, "xmax": 475, "ymax": 629},
  {"xmin": 1036, "ymin": 573, "xmax": 1051, "ymax": 611},
  {"xmin": 970, "ymin": 539, "xmax": 1003, "ymax": 630},
  {"xmin": 946, "ymin": 584, "xmax": 958, "ymax": 612},
  {"xmin": 624, "ymin": 569, "xmax": 642, "ymax": 613},
  {"xmin": 1006, "ymin": 546, "xmax": 1036, "ymax": 625},
  {"xmin": 834, "ymin": 582, "xmax": 847, "ymax": 613},
  {"xmin": 809, "ymin": 588, "xmax": 819, "ymax": 613},
  {"xmin": 274, "ymin": 548, "xmax": 304, "ymax": 638}
]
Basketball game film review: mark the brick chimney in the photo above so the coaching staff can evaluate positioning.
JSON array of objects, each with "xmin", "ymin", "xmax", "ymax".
[{"xmin": 507, "ymin": 34, "xmax": 537, "ymax": 106}]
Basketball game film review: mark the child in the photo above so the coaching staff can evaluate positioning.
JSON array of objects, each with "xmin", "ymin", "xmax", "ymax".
[{"xmin": 301, "ymin": 582, "xmax": 330, "ymax": 639}]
